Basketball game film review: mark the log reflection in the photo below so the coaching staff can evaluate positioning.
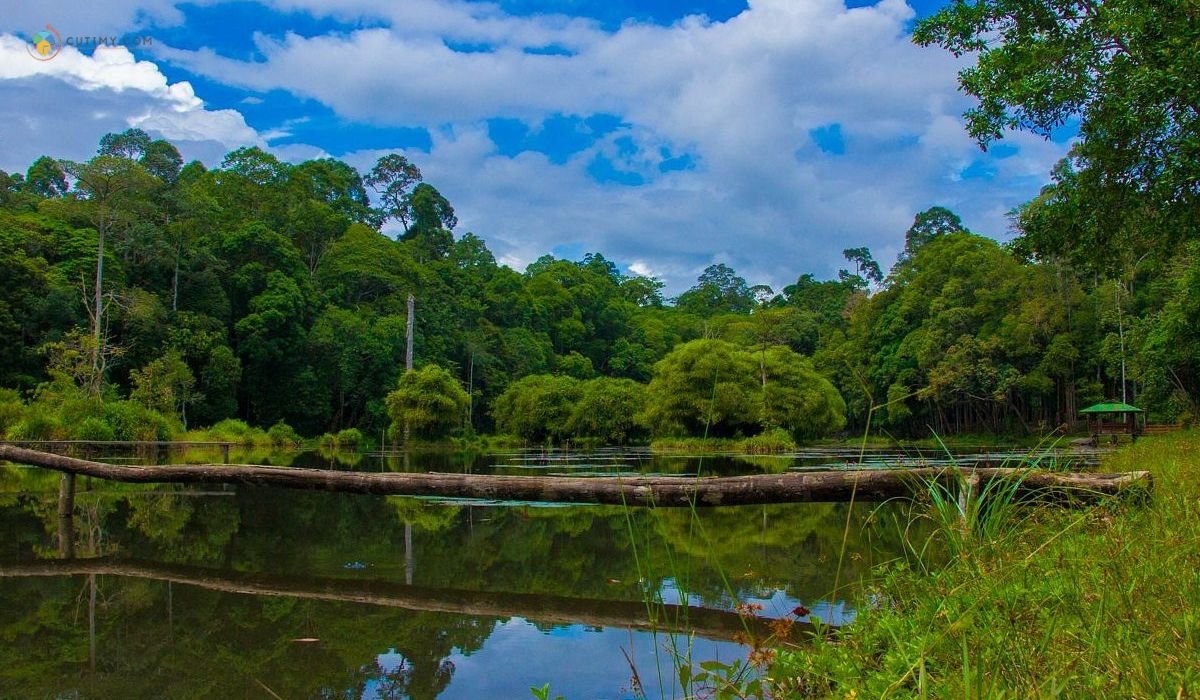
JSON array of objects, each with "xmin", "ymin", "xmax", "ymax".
[{"xmin": 0, "ymin": 558, "xmax": 795, "ymax": 643}]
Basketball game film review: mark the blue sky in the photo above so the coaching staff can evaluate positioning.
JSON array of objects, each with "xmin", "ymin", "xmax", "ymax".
[{"xmin": 0, "ymin": 0, "xmax": 1070, "ymax": 293}]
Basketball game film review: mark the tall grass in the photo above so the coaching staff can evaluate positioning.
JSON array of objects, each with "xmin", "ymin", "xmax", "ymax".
[{"xmin": 769, "ymin": 431, "xmax": 1200, "ymax": 698}]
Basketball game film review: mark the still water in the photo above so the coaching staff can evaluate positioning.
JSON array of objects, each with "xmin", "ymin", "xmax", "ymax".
[{"xmin": 0, "ymin": 445, "xmax": 1083, "ymax": 698}]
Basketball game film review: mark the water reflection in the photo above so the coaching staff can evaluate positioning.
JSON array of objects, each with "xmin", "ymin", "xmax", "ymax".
[{"xmin": 0, "ymin": 446, "xmax": 961, "ymax": 698}]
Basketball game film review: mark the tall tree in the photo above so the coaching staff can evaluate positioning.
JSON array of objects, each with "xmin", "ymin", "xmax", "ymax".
[
  {"xmin": 60, "ymin": 155, "xmax": 157, "ymax": 379},
  {"xmin": 843, "ymin": 246, "xmax": 883, "ymax": 284},
  {"xmin": 914, "ymin": 0, "xmax": 1200, "ymax": 266},
  {"xmin": 365, "ymin": 154, "xmax": 423, "ymax": 230},
  {"xmin": 675, "ymin": 263, "xmax": 754, "ymax": 315},
  {"xmin": 900, "ymin": 206, "xmax": 967, "ymax": 264}
]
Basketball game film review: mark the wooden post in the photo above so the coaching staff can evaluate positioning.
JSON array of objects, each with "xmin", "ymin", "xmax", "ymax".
[
  {"xmin": 57, "ymin": 473, "xmax": 76, "ymax": 518},
  {"xmin": 57, "ymin": 511, "xmax": 74, "ymax": 559},
  {"xmin": 221, "ymin": 443, "xmax": 230, "ymax": 465}
]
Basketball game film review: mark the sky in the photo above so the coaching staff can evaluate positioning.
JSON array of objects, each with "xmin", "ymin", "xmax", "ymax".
[{"xmin": 0, "ymin": 0, "xmax": 1072, "ymax": 293}]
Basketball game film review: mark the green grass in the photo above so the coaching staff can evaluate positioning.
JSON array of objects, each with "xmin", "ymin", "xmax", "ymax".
[
  {"xmin": 650, "ymin": 432, "xmax": 799, "ymax": 454},
  {"xmin": 768, "ymin": 431, "xmax": 1200, "ymax": 698}
]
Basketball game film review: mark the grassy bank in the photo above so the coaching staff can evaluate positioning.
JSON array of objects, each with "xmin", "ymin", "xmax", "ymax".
[{"xmin": 764, "ymin": 431, "xmax": 1199, "ymax": 698}]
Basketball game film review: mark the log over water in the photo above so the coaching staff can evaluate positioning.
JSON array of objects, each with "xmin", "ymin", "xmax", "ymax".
[
  {"xmin": 0, "ymin": 558, "xmax": 782, "ymax": 642},
  {"xmin": 0, "ymin": 445, "xmax": 1151, "ymax": 506}
]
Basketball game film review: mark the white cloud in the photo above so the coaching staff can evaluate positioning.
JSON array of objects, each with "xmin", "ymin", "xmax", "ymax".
[
  {"xmin": 0, "ymin": 2, "xmax": 185, "ymax": 38},
  {"xmin": 0, "ymin": 34, "xmax": 260, "ymax": 172},
  {"xmin": 2, "ymin": 0, "xmax": 1071, "ymax": 293},
  {"xmin": 149, "ymin": 0, "xmax": 1067, "ymax": 292}
]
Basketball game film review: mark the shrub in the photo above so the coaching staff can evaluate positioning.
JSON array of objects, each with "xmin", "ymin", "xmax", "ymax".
[
  {"xmin": 0, "ymin": 389, "xmax": 25, "ymax": 437},
  {"xmin": 642, "ymin": 339, "xmax": 846, "ymax": 440},
  {"xmin": 490, "ymin": 374, "xmax": 582, "ymax": 441},
  {"xmin": 201, "ymin": 418, "xmax": 269, "ymax": 446},
  {"xmin": 103, "ymin": 400, "xmax": 176, "ymax": 441},
  {"xmin": 385, "ymin": 365, "xmax": 470, "ymax": 439},
  {"xmin": 73, "ymin": 416, "xmax": 116, "ymax": 442},
  {"xmin": 267, "ymin": 421, "xmax": 302, "ymax": 447},
  {"xmin": 335, "ymin": 427, "xmax": 363, "ymax": 448},
  {"xmin": 7, "ymin": 406, "xmax": 63, "ymax": 440},
  {"xmin": 565, "ymin": 377, "xmax": 649, "ymax": 444},
  {"xmin": 740, "ymin": 427, "xmax": 797, "ymax": 454}
]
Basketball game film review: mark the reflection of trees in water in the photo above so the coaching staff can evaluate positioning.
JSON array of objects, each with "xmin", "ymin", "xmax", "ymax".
[{"xmin": 0, "ymin": 465, "xmax": 913, "ymax": 698}]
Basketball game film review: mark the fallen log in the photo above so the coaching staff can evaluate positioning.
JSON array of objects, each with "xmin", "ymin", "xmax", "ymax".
[
  {"xmin": 0, "ymin": 445, "xmax": 1151, "ymax": 506},
  {"xmin": 0, "ymin": 557, "xmax": 783, "ymax": 642}
]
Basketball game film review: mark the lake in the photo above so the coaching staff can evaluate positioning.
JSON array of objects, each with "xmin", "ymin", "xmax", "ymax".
[{"xmin": 0, "ymin": 444, "xmax": 1089, "ymax": 698}]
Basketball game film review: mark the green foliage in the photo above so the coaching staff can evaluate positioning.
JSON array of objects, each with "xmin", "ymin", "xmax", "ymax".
[
  {"xmin": 676, "ymin": 263, "xmax": 754, "ymax": 315},
  {"xmin": 196, "ymin": 418, "xmax": 270, "ymax": 447},
  {"xmin": 915, "ymin": 0, "xmax": 1200, "ymax": 273},
  {"xmin": 739, "ymin": 427, "xmax": 796, "ymax": 454},
  {"xmin": 642, "ymin": 339, "xmax": 845, "ymax": 440},
  {"xmin": 770, "ymin": 432, "xmax": 1200, "ymax": 696},
  {"xmin": 6, "ymin": 404, "xmax": 62, "ymax": 440},
  {"xmin": 0, "ymin": 131, "xmax": 1193, "ymax": 442},
  {"xmin": 335, "ymin": 427, "xmax": 363, "ymax": 448},
  {"xmin": 491, "ymin": 374, "xmax": 581, "ymax": 442},
  {"xmin": 385, "ymin": 365, "xmax": 470, "ymax": 439},
  {"xmin": 490, "ymin": 374, "xmax": 648, "ymax": 444},
  {"xmin": 565, "ymin": 377, "xmax": 648, "ymax": 444},
  {"xmin": 102, "ymin": 401, "xmax": 176, "ymax": 441},
  {"xmin": 0, "ymin": 388, "xmax": 23, "ymax": 436},
  {"xmin": 266, "ymin": 421, "xmax": 302, "ymax": 447},
  {"xmin": 74, "ymin": 416, "xmax": 116, "ymax": 442},
  {"xmin": 641, "ymin": 339, "xmax": 758, "ymax": 437},
  {"xmin": 129, "ymin": 350, "xmax": 198, "ymax": 423}
]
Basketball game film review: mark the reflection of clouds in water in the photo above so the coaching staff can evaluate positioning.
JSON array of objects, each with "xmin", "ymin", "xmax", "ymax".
[
  {"xmin": 655, "ymin": 577, "xmax": 857, "ymax": 626},
  {"xmin": 745, "ymin": 588, "xmax": 857, "ymax": 627},
  {"xmin": 442, "ymin": 617, "xmax": 744, "ymax": 700}
]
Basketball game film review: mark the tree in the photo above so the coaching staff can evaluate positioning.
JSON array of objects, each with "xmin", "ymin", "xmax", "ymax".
[
  {"xmin": 59, "ymin": 155, "xmax": 157, "ymax": 377},
  {"xmin": 402, "ymin": 183, "xmax": 456, "ymax": 259},
  {"xmin": 564, "ymin": 377, "xmax": 648, "ymax": 444},
  {"xmin": 640, "ymin": 339, "xmax": 760, "ymax": 437},
  {"xmin": 141, "ymin": 139, "xmax": 184, "ymax": 183},
  {"xmin": 24, "ymin": 157, "xmax": 68, "ymax": 198},
  {"xmin": 98, "ymin": 128, "xmax": 151, "ymax": 160},
  {"xmin": 385, "ymin": 364, "xmax": 470, "ymax": 439},
  {"xmin": 914, "ymin": 0, "xmax": 1200, "ymax": 267},
  {"xmin": 641, "ymin": 339, "xmax": 845, "ymax": 440},
  {"xmin": 675, "ymin": 263, "xmax": 754, "ymax": 315},
  {"xmin": 490, "ymin": 374, "xmax": 581, "ymax": 441},
  {"xmin": 900, "ymin": 206, "xmax": 967, "ymax": 263},
  {"xmin": 365, "ymin": 153, "xmax": 423, "ymax": 229},
  {"xmin": 759, "ymin": 345, "xmax": 846, "ymax": 438},
  {"xmin": 130, "ymin": 350, "xmax": 199, "ymax": 426},
  {"xmin": 620, "ymin": 275, "xmax": 665, "ymax": 307},
  {"xmin": 842, "ymin": 246, "xmax": 883, "ymax": 284}
]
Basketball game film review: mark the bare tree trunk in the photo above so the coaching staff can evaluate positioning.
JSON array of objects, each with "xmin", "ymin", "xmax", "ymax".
[
  {"xmin": 92, "ymin": 220, "xmax": 106, "ymax": 373},
  {"xmin": 405, "ymin": 293, "xmax": 414, "ymax": 443},
  {"xmin": 0, "ymin": 445, "xmax": 1151, "ymax": 507}
]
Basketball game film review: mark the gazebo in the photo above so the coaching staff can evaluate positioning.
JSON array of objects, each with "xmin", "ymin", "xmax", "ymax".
[{"xmin": 1080, "ymin": 402, "xmax": 1144, "ymax": 442}]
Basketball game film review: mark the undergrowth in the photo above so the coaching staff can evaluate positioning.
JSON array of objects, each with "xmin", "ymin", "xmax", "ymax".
[{"xmin": 769, "ymin": 431, "xmax": 1199, "ymax": 698}]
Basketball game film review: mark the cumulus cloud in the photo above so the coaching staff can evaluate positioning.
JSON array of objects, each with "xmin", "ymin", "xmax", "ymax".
[
  {"xmin": 0, "ymin": 34, "xmax": 260, "ymax": 173},
  {"xmin": 212, "ymin": 0, "xmax": 1062, "ymax": 289},
  {"xmin": 3, "ymin": 0, "xmax": 1071, "ymax": 292}
]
